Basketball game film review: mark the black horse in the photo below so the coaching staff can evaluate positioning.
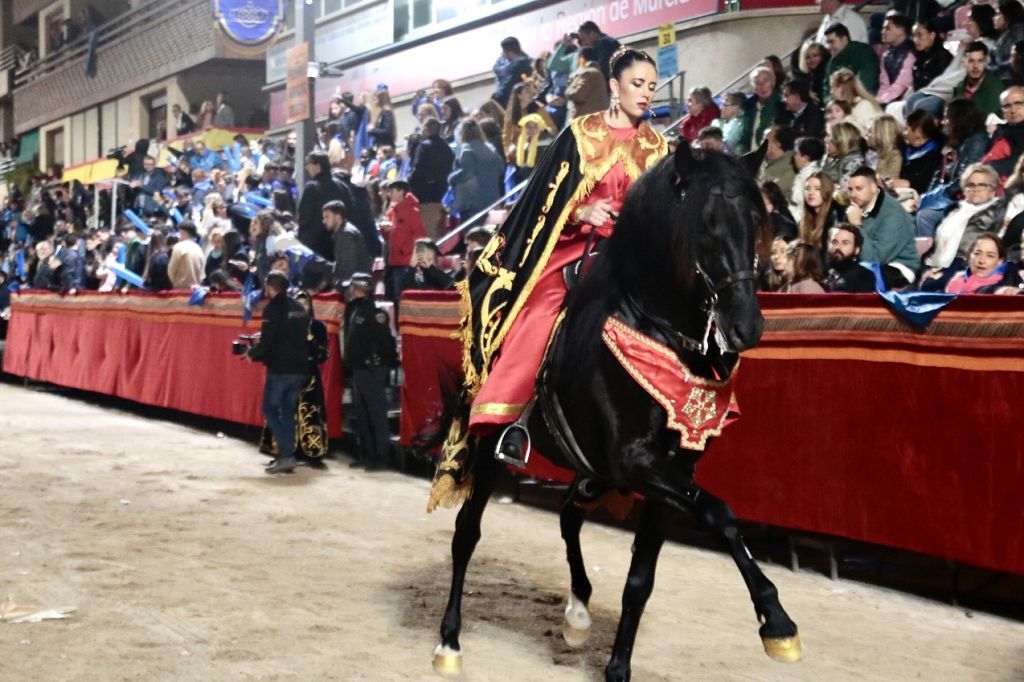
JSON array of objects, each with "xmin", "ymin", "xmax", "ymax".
[{"xmin": 431, "ymin": 143, "xmax": 801, "ymax": 681}]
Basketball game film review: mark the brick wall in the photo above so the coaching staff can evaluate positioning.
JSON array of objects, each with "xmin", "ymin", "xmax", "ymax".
[{"xmin": 14, "ymin": 1, "xmax": 222, "ymax": 134}]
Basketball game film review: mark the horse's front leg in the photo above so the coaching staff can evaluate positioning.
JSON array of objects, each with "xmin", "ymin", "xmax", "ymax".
[
  {"xmin": 605, "ymin": 500, "xmax": 670, "ymax": 682},
  {"xmin": 434, "ymin": 448, "xmax": 499, "ymax": 677},
  {"xmin": 560, "ymin": 479, "xmax": 593, "ymax": 647},
  {"xmin": 637, "ymin": 458, "xmax": 802, "ymax": 663}
]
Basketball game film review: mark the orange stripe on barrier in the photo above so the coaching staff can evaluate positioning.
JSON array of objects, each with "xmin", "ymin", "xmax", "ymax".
[{"xmin": 745, "ymin": 346, "xmax": 1024, "ymax": 372}]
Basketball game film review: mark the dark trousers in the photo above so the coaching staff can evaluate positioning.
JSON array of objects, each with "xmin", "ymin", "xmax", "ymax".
[
  {"xmin": 352, "ymin": 366, "xmax": 390, "ymax": 467},
  {"xmin": 262, "ymin": 373, "xmax": 306, "ymax": 460}
]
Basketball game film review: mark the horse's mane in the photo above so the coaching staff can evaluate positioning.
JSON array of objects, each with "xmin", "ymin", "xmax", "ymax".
[{"xmin": 554, "ymin": 148, "xmax": 761, "ymax": 387}]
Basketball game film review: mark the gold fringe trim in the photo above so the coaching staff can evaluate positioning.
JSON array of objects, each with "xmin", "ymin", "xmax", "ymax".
[{"xmin": 427, "ymin": 472, "xmax": 475, "ymax": 513}]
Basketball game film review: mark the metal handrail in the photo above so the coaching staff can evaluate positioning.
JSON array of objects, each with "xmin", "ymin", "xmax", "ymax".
[
  {"xmin": 437, "ymin": 179, "xmax": 528, "ymax": 253},
  {"xmin": 13, "ymin": 0, "xmax": 204, "ymax": 88}
]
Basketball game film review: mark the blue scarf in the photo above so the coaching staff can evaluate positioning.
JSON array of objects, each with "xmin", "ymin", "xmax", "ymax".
[{"xmin": 904, "ymin": 139, "xmax": 940, "ymax": 164}]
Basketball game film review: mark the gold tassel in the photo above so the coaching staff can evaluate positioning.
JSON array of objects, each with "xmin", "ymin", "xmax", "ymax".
[{"xmin": 427, "ymin": 473, "xmax": 475, "ymax": 513}]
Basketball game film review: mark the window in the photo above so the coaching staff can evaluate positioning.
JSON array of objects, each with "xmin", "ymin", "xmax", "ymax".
[
  {"xmin": 322, "ymin": 0, "xmax": 342, "ymax": 15},
  {"xmin": 45, "ymin": 127, "xmax": 64, "ymax": 170},
  {"xmin": 144, "ymin": 91, "xmax": 168, "ymax": 141},
  {"xmin": 393, "ymin": 0, "xmax": 411, "ymax": 41}
]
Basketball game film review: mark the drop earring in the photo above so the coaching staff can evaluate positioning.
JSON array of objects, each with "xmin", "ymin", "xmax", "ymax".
[{"xmin": 609, "ymin": 93, "xmax": 620, "ymax": 116}]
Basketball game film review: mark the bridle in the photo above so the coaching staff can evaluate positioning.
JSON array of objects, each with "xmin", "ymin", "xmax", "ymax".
[{"xmin": 621, "ymin": 181, "xmax": 756, "ymax": 357}]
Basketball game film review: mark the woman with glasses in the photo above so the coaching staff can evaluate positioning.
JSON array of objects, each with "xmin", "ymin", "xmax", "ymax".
[{"xmin": 919, "ymin": 163, "xmax": 1006, "ymax": 289}]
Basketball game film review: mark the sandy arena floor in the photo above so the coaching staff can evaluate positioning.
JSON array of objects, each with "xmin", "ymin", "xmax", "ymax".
[{"xmin": 0, "ymin": 383, "xmax": 1022, "ymax": 681}]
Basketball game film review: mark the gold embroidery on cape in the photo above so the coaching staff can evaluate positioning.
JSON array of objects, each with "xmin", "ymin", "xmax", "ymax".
[
  {"xmin": 682, "ymin": 387, "xmax": 718, "ymax": 428},
  {"xmin": 470, "ymin": 402, "xmax": 527, "ymax": 416}
]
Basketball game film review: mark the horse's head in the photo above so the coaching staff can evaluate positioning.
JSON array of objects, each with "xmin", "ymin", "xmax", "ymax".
[{"xmin": 671, "ymin": 142, "xmax": 766, "ymax": 355}]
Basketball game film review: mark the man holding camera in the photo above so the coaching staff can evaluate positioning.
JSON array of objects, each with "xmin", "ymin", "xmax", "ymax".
[{"xmin": 245, "ymin": 270, "xmax": 310, "ymax": 474}]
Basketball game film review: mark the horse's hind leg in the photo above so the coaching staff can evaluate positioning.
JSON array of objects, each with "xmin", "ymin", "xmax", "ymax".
[
  {"xmin": 605, "ymin": 500, "xmax": 670, "ymax": 682},
  {"xmin": 434, "ymin": 450, "xmax": 499, "ymax": 677},
  {"xmin": 689, "ymin": 485, "xmax": 801, "ymax": 661},
  {"xmin": 560, "ymin": 479, "xmax": 593, "ymax": 647}
]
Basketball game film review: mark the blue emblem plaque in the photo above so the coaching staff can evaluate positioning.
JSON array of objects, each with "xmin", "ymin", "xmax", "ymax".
[{"xmin": 213, "ymin": 0, "xmax": 286, "ymax": 46}]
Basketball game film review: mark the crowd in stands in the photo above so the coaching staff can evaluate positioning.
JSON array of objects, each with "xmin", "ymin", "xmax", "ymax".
[{"xmin": 679, "ymin": 0, "xmax": 1024, "ymax": 295}]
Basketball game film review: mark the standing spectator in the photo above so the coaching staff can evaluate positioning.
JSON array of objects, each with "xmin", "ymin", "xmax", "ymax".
[
  {"xmin": 783, "ymin": 79, "xmax": 826, "ymax": 139},
  {"xmin": 576, "ymin": 21, "xmax": 621, "ymax": 83},
  {"xmin": 448, "ymin": 119, "xmax": 505, "ymax": 220},
  {"xmin": 298, "ymin": 150, "xmax": 354, "ymax": 261},
  {"xmin": 492, "ymin": 37, "xmax": 533, "ymax": 106},
  {"xmin": 131, "ymin": 155, "xmax": 169, "ymax": 217},
  {"xmin": 440, "ymin": 97, "xmax": 466, "ymax": 145},
  {"xmin": 877, "ymin": 14, "xmax": 917, "ymax": 105},
  {"xmin": 953, "ymin": 42, "xmax": 1005, "ymax": 118},
  {"xmin": 678, "ymin": 87, "xmax": 721, "ymax": 143},
  {"xmin": 565, "ymin": 46, "xmax": 608, "ymax": 120},
  {"xmin": 816, "ymin": 0, "xmax": 868, "ymax": 45},
  {"xmin": 339, "ymin": 91, "xmax": 367, "ymax": 145},
  {"xmin": 792, "ymin": 136, "xmax": 826, "ymax": 222},
  {"xmin": 911, "ymin": 20, "xmax": 954, "ymax": 93},
  {"xmin": 368, "ymin": 87, "xmax": 397, "ymax": 149},
  {"xmin": 401, "ymin": 238, "xmax": 455, "ymax": 291},
  {"xmin": 741, "ymin": 66, "xmax": 786, "ymax": 154},
  {"xmin": 167, "ymin": 221, "xmax": 204, "ymax": 289},
  {"xmin": 845, "ymin": 165, "xmax": 919, "ymax": 288},
  {"xmin": 503, "ymin": 82, "xmax": 557, "ymax": 161},
  {"xmin": 57, "ymin": 233, "xmax": 85, "ymax": 293},
  {"xmin": 142, "ymin": 229, "xmax": 172, "ymax": 291},
  {"xmin": 213, "ymin": 92, "xmax": 235, "ymax": 127},
  {"xmin": 381, "ymin": 179, "xmax": 426, "ymax": 302},
  {"xmin": 343, "ymin": 275, "xmax": 397, "ymax": 471},
  {"xmin": 759, "ymin": 125, "xmax": 798, "ymax": 199},
  {"xmin": 247, "ymin": 271, "xmax": 311, "ymax": 475},
  {"xmin": 408, "ymin": 118, "xmax": 455, "ymax": 239},
  {"xmin": 172, "ymin": 104, "xmax": 196, "ymax": 135},
  {"xmin": 823, "ymin": 24, "xmax": 879, "ymax": 102},
  {"xmin": 824, "ymin": 224, "xmax": 877, "ymax": 292},
  {"xmin": 196, "ymin": 100, "xmax": 216, "ymax": 130},
  {"xmin": 323, "ymin": 199, "xmax": 370, "ymax": 289}
]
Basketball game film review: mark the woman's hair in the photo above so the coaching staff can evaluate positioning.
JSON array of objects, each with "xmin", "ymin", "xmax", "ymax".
[
  {"xmin": 142, "ymin": 228, "xmax": 167, "ymax": 283},
  {"xmin": 765, "ymin": 237, "xmax": 789, "ymax": 291},
  {"xmin": 798, "ymin": 171, "xmax": 836, "ymax": 248},
  {"xmin": 478, "ymin": 118, "xmax": 503, "ymax": 151},
  {"xmin": 825, "ymin": 99, "xmax": 853, "ymax": 117},
  {"xmin": 458, "ymin": 118, "xmax": 484, "ymax": 144},
  {"xmin": 905, "ymin": 109, "xmax": 942, "ymax": 142},
  {"xmin": 688, "ymin": 86, "xmax": 713, "ymax": 108},
  {"xmin": 961, "ymin": 162, "xmax": 1000, "ymax": 188},
  {"xmin": 252, "ymin": 209, "xmax": 282, "ymax": 238},
  {"xmin": 944, "ymin": 98, "xmax": 986, "ymax": 147},
  {"xmin": 477, "ymin": 99, "xmax": 505, "ymax": 129},
  {"xmin": 870, "ymin": 115, "xmax": 902, "ymax": 156},
  {"xmin": 763, "ymin": 54, "xmax": 787, "ymax": 86},
  {"xmin": 799, "ymin": 41, "xmax": 828, "ymax": 73},
  {"xmin": 507, "ymin": 82, "xmax": 535, "ymax": 123},
  {"xmin": 609, "ymin": 47, "xmax": 656, "ymax": 80},
  {"xmin": 761, "ymin": 181, "xmax": 794, "ymax": 222},
  {"xmin": 373, "ymin": 87, "xmax": 393, "ymax": 108},
  {"xmin": 786, "ymin": 240, "xmax": 825, "ymax": 284},
  {"xmin": 829, "ymin": 68, "xmax": 880, "ymax": 108},
  {"xmin": 828, "ymin": 121, "xmax": 863, "ymax": 157},
  {"xmin": 442, "ymin": 96, "xmax": 465, "ymax": 122},
  {"xmin": 970, "ymin": 4, "xmax": 998, "ymax": 38},
  {"xmin": 1000, "ymin": 0, "xmax": 1024, "ymax": 27},
  {"xmin": 417, "ymin": 101, "xmax": 441, "ymax": 120},
  {"xmin": 432, "ymin": 79, "xmax": 453, "ymax": 97},
  {"xmin": 968, "ymin": 231, "xmax": 1007, "ymax": 261},
  {"xmin": 203, "ymin": 191, "xmax": 225, "ymax": 215}
]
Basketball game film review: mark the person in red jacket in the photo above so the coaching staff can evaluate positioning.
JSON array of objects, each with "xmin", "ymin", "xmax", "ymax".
[
  {"xmin": 381, "ymin": 179, "xmax": 426, "ymax": 302},
  {"xmin": 677, "ymin": 86, "xmax": 720, "ymax": 143}
]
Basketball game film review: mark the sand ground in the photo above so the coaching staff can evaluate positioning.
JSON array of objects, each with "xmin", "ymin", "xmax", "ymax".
[{"xmin": 0, "ymin": 383, "xmax": 1022, "ymax": 681}]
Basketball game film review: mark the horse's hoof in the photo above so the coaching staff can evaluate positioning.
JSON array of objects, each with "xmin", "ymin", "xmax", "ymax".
[
  {"xmin": 762, "ymin": 634, "xmax": 802, "ymax": 662},
  {"xmin": 433, "ymin": 644, "xmax": 463, "ymax": 677},
  {"xmin": 562, "ymin": 593, "xmax": 592, "ymax": 648}
]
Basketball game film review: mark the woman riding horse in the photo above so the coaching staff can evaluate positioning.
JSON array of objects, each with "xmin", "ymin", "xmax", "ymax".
[{"xmin": 438, "ymin": 47, "xmax": 667, "ymax": 484}]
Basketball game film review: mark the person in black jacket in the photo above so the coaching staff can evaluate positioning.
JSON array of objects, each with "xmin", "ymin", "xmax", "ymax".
[
  {"xmin": 824, "ymin": 224, "xmax": 877, "ymax": 292},
  {"xmin": 401, "ymin": 238, "xmax": 455, "ymax": 291},
  {"xmin": 343, "ymin": 274, "xmax": 397, "ymax": 471},
  {"xmin": 783, "ymin": 79, "xmax": 826, "ymax": 139},
  {"xmin": 297, "ymin": 150, "xmax": 354, "ymax": 261},
  {"xmin": 408, "ymin": 118, "xmax": 455, "ymax": 238},
  {"xmin": 247, "ymin": 271, "xmax": 312, "ymax": 474},
  {"xmin": 911, "ymin": 20, "xmax": 954, "ymax": 92}
]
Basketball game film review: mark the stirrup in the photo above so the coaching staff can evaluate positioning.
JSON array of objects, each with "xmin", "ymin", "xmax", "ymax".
[{"xmin": 495, "ymin": 424, "xmax": 531, "ymax": 469}]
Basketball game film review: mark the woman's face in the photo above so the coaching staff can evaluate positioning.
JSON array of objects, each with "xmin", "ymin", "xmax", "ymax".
[
  {"xmin": 911, "ymin": 24, "xmax": 935, "ymax": 52},
  {"xmin": 329, "ymin": 102, "xmax": 342, "ymax": 117},
  {"xmin": 806, "ymin": 50, "xmax": 823, "ymax": 71},
  {"xmin": 805, "ymin": 178, "xmax": 824, "ymax": 208},
  {"xmin": 770, "ymin": 239, "xmax": 788, "ymax": 273},
  {"xmin": 442, "ymin": 103, "xmax": 452, "ymax": 120},
  {"xmin": 686, "ymin": 94, "xmax": 704, "ymax": 116},
  {"xmin": 995, "ymin": 9, "xmax": 1007, "ymax": 32},
  {"xmin": 904, "ymin": 124, "xmax": 925, "ymax": 147},
  {"xmin": 212, "ymin": 233, "xmax": 224, "ymax": 250},
  {"xmin": 963, "ymin": 171, "xmax": 997, "ymax": 205},
  {"xmin": 610, "ymin": 61, "xmax": 658, "ymax": 120},
  {"xmin": 969, "ymin": 237, "xmax": 1003, "ymax": 277},
  {"xmin": 517, "ymin": 86, "xmax": 534, "ymax": 108},
  {"xmin": 825, "ymin": 102, "xmax": 846, "ymax": 124},
  {"xmin": 831, "ymin": 82, "xmax": 850, "ymax": 103},
  {"xmin": 967, "ymin": 18, "xmax": 981, "ymax": 39},
  {"xmin": 825, "ymin": 132, "xmax": 838, "ymax": 156}
]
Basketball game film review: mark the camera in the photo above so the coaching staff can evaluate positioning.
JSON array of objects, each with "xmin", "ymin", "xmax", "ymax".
[{"xmin": 231, "ymin": 333, "xmax": 260, "ymax": 356}]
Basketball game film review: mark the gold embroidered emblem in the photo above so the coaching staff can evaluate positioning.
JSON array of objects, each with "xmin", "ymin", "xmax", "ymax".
[{"xmin": 682, "ymin": 387, "xmax": 718, "ymax": 428}]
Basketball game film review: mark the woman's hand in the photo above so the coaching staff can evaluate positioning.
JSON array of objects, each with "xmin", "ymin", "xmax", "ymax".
[{"xmin": 577, "ymin": 198, "xmax": 614, "ymax": 227}]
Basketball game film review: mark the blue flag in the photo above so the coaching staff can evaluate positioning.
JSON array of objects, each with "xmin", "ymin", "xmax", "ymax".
[
  {"xmin": 107, "ymin": 263, "xmax": 148, "ymax": 290},
  {"xmin": 123, "ymin": 209, "xmax": 152, "ymax": 236},
  {"xmin": 244, "ymin": 192, "xmax": 272, "ymax": 208},
  {"xmin": 188, "ymin": 287, "xmax": 209, "ymax": 306},
  {"xmin": 241, "ymin": 275, "xmax": 262, "ymax": 325},
  {"xmin": 869, "ymin": 263, "xmax": 957, "ymax": 329},
  {"xmin": 15, "ymin": 249, "xmax": 25, "ymax": 279},
  {"xmin": 170, "ymin": 207, "xmax": 185, "ymax": 224}
]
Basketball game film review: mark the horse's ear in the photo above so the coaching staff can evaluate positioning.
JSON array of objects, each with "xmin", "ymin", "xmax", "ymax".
[
  {"xmin": 674, "ymin": 140, "xmax": 698, "ymax": 179},
  {"xmin": 740, "ymin": 139, "xmax": 768, "ymax": 176}
]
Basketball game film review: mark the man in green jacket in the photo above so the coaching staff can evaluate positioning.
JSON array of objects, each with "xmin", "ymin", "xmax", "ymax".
[
  {"xmin": 823, "ymin": 23, "xmax": 879, "ymax": 101},
  {"xmin": 741, "ymin": 66, "xmax": 787, "ymax": 154},
  {"xmin": 845, "ymin": 166, "xmax": 919, "ymax": 288},
  {"xmin": 952, "ymin": 41, "xmax": 1006, "ymax": 118}
]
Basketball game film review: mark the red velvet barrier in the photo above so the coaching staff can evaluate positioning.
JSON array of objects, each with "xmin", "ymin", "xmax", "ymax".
[
  {"xmin": 397, "ymin": 291, "xmax": 1024, "ymax": 575},
  {"xmin": 3, "ymin": 291, "xmax": 345, "ymax": 437}
]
